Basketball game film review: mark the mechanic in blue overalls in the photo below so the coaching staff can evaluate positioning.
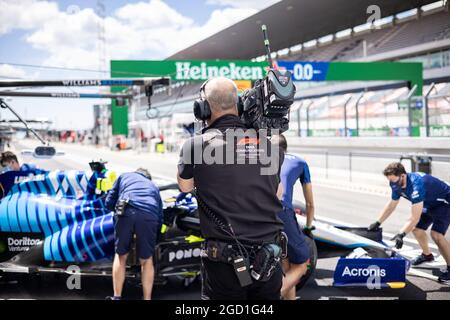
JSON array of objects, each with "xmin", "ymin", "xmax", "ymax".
[
  {"xmin": 369, "ymin": 162, "xmax": 450, "ymax": 284},
  {"xmin": 0, "ymin": 151, "xmax": 43, "ymax": 174},
  {"xmin": 276, "ymin": 134, "xmax": 315, "ymax": 299},
  {"xmin": 105, "ymin": 168, "xmax": 163, "ymax": 300}
]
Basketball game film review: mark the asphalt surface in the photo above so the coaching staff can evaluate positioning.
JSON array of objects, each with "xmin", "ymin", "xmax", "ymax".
[{"xmin": 0, "ymin": 140, "xmax": 449, "ymax": 300}]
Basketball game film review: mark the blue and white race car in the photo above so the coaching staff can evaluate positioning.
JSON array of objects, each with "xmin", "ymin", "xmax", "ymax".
[{"xmin": 0, "ymin": 157, "xmax": 410, "ymax": 290}]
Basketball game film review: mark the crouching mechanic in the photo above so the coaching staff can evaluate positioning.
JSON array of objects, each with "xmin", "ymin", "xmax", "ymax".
[
  {"xmin": 369, "ymin": 162, "xmax": 450, "ymax": 284},
  {"xmin": 105, "ymin": 168, "xmax": 163, "ymax": 299},
  {"xmin": 275, "ymin": 134, "xmax": 315, "ymax": 299}
]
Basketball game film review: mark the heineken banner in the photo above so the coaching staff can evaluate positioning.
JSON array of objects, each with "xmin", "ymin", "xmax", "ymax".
[
  {"xmin": 111, "ymin": 60, "xmax": 267, "ymax": 81},
  {"xmin": 110, "ymin": 60, "xmax": 423, "ymax": 136},
  {"xmin": 111, "ymin": 60, "xmax": 422, "ymax": 92}
]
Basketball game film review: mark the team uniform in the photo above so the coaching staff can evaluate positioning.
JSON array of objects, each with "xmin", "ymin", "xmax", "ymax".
[
  {"xmin": 105, "ymin": 172, "xmax": 163, "ymax": 259},
  {"xmin": 0, "ymin": 163, "xmax": 47, "ymax": 198},
  {"xmin": 279, "ymin": 153, "xmax": 311, "ymax": 264},
  {"xmin": 20, "ymin": 163, "xmax": 45, "ymax": 174},
  {"xmin": 391, "ymin": 172, "xmax": 450, "ymax": 235}
]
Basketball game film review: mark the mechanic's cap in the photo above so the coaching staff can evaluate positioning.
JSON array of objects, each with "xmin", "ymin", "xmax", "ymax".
[{"xmin": 136, "ymin": 168, "xmax": 152, "ymax": 180}]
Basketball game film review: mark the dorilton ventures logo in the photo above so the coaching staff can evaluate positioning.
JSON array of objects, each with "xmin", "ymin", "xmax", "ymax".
[
  {"xmin": 175, "ymin": 62, "xmax": 264, "ymax": 81},
  {"xmin": 7, "ymin": 237, "xmax": 41, "ymax": 252}
]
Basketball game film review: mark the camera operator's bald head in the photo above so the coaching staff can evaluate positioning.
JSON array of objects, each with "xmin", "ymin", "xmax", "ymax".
[{"xmin": 203, "ymin": 77, "xmax": 238, "ymax": 122}]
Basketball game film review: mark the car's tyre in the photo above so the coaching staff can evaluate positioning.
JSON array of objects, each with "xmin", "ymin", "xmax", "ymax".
[{"xmin": 296, "ymin": 235, "xmax": 318, "ymax": 291}]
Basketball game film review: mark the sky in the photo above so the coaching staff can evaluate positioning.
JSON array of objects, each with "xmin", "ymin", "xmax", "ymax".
[{"xmin": 0, "ymin": 0, "xmax": 280, "ymax": 130}]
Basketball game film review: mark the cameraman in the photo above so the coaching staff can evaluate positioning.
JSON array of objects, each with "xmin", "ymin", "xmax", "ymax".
[
  {"xmin": 177, "ymin": 77, "xmax": 285, "ymax": 300},
  {"xmin": 105, "ymin": 168, "xmax": 163, "ymax": 300}
]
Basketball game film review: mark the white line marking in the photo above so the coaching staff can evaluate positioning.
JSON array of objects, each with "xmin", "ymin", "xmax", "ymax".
[
  {"xmin": 315, "ymin": 278, "xmax": 333, "ymax": 287},
  {"xmin": 408, "ymin": 268, "xmax": 439, "ymax": 281},
  {"xmin": 315, "ymin": 214, "xmax": 439, "ymax": 250}
]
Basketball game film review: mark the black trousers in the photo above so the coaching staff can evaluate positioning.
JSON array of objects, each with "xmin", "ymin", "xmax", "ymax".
[{"xmin": 201, "ymin": 258, "xmax": 282, "ymax": 300}]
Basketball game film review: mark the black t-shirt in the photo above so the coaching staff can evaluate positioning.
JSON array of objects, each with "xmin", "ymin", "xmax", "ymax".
[{"xmin": 178, "ymin": 114, "xmax": 284, "ymax": 244}]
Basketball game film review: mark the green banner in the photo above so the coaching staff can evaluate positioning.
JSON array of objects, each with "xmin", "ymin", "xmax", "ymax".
[
  {"xmin": 111, "ymin": 60, "xmax": 267, "ymax": 81},
  {"xmin": 110, "ymin": 60, "xmax": 423, "ymax": 136},
  {"xmin": 277, "ymin": 61, "xmax": 423, "ymax": 95},
  {"xmin": 110, "ymin": 89, "xmax": 128, "ymax": 136},
  {"xmin": 326, "ymin": 62, "xmax": 423, "ymax": 95}
]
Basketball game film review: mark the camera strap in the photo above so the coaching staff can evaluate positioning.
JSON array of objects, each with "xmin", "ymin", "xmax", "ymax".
[
  {"xmin": 193, "ymin": 189, "xmax": 240, "ymax": 239},
  {"xmin": 194, "ymin": 189, "xmax": 254, "ymax": 287}
]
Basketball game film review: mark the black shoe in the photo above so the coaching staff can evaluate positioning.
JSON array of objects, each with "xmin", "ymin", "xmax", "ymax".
[
  {"xmin": 411, "ymin": 253, "xmax": 434, "ymax": 266},
  {"xmin": 438, "ymin": 270, "xmax": 450, "ymax": 285}
]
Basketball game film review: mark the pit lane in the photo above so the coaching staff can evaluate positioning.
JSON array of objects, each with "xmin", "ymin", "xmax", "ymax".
[{"xmin": 0, "ymin": 140, "xmax": 449, "ymax": 300}]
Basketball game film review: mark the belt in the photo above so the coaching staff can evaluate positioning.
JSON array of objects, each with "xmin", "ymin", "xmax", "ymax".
[
  {"xmin": 202, "ymin": 236, "xmax": 286, "ymax": 286},
  {"xmin": 202, "ymin": 239, "xmax": 258, "ymax": 263},
  {"xmin": 202, "ymin": 234, "xmax": 286, "ymax": 263}
]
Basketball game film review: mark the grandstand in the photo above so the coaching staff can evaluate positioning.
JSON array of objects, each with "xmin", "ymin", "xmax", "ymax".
[
  {"xmin": 129, "ymin": 0, "xmax": 450, "ymax": 141},
  {"xmin": 282, "ymin": 9, "xmax": 450, "ymax": 62}
]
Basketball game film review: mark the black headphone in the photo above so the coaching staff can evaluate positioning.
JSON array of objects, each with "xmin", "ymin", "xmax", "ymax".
[
  {"xmin": 193, "ymin": 79, "xmax": 211, "ymax": 121},
  {"xmin": 193, "ymin": 79, "xmax": 244, "ymax": 122}
]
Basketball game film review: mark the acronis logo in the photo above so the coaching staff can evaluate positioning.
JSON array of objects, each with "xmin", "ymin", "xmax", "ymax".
[{"xmin": 342, "ymin": 266, "xmax": 386, "ymax": 277}]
